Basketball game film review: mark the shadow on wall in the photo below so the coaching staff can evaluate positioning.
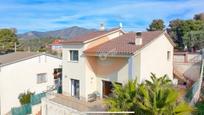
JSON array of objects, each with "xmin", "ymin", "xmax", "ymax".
[{"xmin": 86, "ymin": 56, "xmax": 128, "ymax": 76}]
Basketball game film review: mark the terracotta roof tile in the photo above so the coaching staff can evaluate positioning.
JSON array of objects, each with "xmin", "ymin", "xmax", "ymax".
[
  {"xmin": 84, "ymin": 31, "xmax": 164, "ymax": 55},
  {"xmin": 62, "ymin": 28, "xmax": 120, "ymax": 44}
]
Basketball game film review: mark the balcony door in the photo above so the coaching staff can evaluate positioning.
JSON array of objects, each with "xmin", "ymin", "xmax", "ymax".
[
  {"xmin": 102, "ymin": 80, "xmax": 113, "ymax": 98},
  {"xmin": 71, "ymin": 79, "xmax": 80, "ymax": 99},
  {"xmin": 102, "ymin": 80, "xmax": 122, "ymax": 98}
]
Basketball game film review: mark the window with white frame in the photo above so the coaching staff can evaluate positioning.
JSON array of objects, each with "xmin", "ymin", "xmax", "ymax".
[
  {"xmin": 37, "ymin": 73, "xmax": 47, "ymax": 84},
  {"xmin": 70, "ymin": 50, "xmax": 79, "ymax": 61}
]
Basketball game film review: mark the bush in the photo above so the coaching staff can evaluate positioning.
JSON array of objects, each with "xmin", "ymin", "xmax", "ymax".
[{"xmin": 18, "ymin": 91, "xmax": 35, "ymax": 105}]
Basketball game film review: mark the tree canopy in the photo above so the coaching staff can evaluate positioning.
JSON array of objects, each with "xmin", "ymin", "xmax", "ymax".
[
  {"xmin": 18, "ymin": 37, "xmax": 59, "ymax": 52},
  {"xmin": 194, "ymin": 13, "xmax": 204, "ymax": 21},
  {"xmin": 0, "ymin": 29, "xmax": 18, "ymax": 53},
  {"xmin": 147, "ymin": 12, "xmax": 204, "ymax": 51},
  {"xmin": 147, "ymin": 19, "xmax": 165, "ymax": 31},
  {"xmin": 168, "ymin": 19, "xmax": 204, "ymax": 50}
]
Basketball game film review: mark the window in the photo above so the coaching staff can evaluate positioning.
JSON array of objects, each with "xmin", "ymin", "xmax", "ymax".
[
  {"xmin": 71, "ymin": 79, "xmax": 80, "ymax": 98},
  {"xmin": 70, "ymin": 50, "xmax": 79, "ymax": 61},
  {"xmin": 167, "ymin": 51, "xmax": 171, "ymax": 60},
  {"xmin": 37, "ymin": 73, "xmax": 47, "ymax": 84}
]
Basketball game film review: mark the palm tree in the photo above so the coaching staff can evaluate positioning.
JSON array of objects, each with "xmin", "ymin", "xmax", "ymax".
[
  {"xmin": 104, "ymin": 80, "xmax": 137, "ymax": 112},
  {"xmin": 105, "ymin": 73, "xmax": 193, "ymax": 115},
  {"xmin": 136, "ymin": 73, "xmax": 193, "ymax": 115}
]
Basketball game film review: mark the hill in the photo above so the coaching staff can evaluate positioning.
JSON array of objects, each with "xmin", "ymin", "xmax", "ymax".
[{"xmin": 18, "ymin": 26, "xmax": 96, "ymax": 39}]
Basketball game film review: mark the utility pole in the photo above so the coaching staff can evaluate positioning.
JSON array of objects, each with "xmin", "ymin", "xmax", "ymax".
[{"xmin": 14, "ymin": 42, "xmax": 17, "ymax": 52}]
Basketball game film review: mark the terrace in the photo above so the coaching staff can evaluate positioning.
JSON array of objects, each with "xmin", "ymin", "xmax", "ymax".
[{"xmin": 42, "ymin": 93, "xmax": 106, "ymax": 115}]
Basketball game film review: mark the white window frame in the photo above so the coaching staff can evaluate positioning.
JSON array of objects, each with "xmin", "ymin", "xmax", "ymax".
[
  {"xmin": 37, "ymin": 73, "xmax": 47, "ymax": 84},
  {"xmin": 70, "ymin": 50, "xmax": 79, "ymax": 62}
]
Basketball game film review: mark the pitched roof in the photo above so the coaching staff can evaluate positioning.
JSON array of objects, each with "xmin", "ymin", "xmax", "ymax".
[
  {"xmin": 0, "ymin": 52, "xmax": 61, "ymax": 67},
  {"xmin": 84, "ymin": 31, "xmax": 165, "ymax": 55},
  {"xmin": 62, "ymin": 28, "xmax": 121, "ymax": 44}
]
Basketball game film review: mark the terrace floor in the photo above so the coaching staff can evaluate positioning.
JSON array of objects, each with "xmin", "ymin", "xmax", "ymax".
[{"xmin": 50, "ymin": 94, "xmax": 107, "ymax": 112}]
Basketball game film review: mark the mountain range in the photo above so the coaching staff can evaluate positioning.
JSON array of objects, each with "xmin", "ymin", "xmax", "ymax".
[{"xmin": 18, "ymin": 26, "xmax": 96, "ymax": 39}]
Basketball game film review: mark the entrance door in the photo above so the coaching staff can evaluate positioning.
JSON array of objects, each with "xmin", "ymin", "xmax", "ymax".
[
  {"xmin": 53, "ymin": 68, "xmax": 62, "ymax": 94},
  {"xmin": 71, "ymin": 79, "xmax": 80, "ymax": 99},
  {"xmin": 102, "ymin": 80, "xmax": 113, "ymax": 98}
]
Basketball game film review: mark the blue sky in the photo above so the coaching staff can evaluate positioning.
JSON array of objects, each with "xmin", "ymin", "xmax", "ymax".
[{"xmin": 0, "ymin": 0, "xmax": 204, "ymax": 33}]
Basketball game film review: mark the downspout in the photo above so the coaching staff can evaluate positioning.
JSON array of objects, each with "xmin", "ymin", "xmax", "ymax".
[{"xmin": 128, "ymin": 57, "xmax": 134, "ymax": 80}]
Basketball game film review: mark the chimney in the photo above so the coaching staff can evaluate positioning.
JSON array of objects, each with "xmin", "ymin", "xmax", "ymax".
[
  {"xmin": 135, "ymin": 32, "xmax": 142, "ymax": 45},
  {"xmin": 99, "ymin": 23, "xmax": 105, "ymax": 31}
]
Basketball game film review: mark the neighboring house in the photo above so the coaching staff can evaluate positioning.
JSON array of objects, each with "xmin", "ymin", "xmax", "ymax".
[
  {"xmin": 50, "ymin": 39, "xmax": 64, "ymax": 53},
  {"xmin": 0, "ymin": 52, "xmax": 62, "ymax": 115},
  {"xmin": 42, "ymin": 27, "xmax": 175, "ymax": 115}
]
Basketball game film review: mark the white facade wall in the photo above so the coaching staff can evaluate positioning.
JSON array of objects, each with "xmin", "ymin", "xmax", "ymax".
[
  {"xmin": 94, "ymin": 57, "xmax": 129, "ymax": 98},
  {"xmin": 0, "ymin": 55, "xmax": 62, "ymax": 115},
  {"xmin": 139, "ymin": 34, "xmax": 174, "ymax": 83},
  {"xmin": 62, "ymin": 31, "xmax": 123, "ymax": 100},
  {"xmin": 84, "ymin": 58, "xmax": 97, "ymax": 98},
  {"xmin": 62, "ymin": 45, "xmax": 87, "ymax": 100},
  {"xmin": 84, "ymin": 31, "xmax": 124, "ymax": 98},
  {"xmin": 134, "ymin": 54, "xmax": 141, "ymax": 81}
]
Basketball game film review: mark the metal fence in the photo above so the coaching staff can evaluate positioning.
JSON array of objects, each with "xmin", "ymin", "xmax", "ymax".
[
  {"xmin": 11, "ymin": 104, "xmax": 31, "ymax": 115},
  {"xmin": 31, "ymin": 92, "xmax": 46, "ymax": 105}
]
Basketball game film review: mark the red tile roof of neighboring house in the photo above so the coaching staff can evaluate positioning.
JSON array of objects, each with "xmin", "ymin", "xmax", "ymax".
[
  {"xmin": 62, "ymin": 28, "xmax": 121, "ymax": 44},
  {"xmin": 52, "ymin": 39, "xmax": 64, "ymax": 45},
  {"xmin": 84, "ymin": 31, "xmax": 166, "ymax": 55}
]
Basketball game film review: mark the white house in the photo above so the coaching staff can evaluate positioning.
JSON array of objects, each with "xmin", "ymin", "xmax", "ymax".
[
  {"xmin": 49, "ymin": 39, "xmax": 64, "ymax": 54},
  {"xmin": 42, "ymin": 27, "xmax": 175, "ymax": 115},
  {"xmin": 0, "ymin": 52, "xmax": 62, "ymax": 115},
  {"xmin": 61, "ymin": 27, "xmax": 175, "ymax": 100}
]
